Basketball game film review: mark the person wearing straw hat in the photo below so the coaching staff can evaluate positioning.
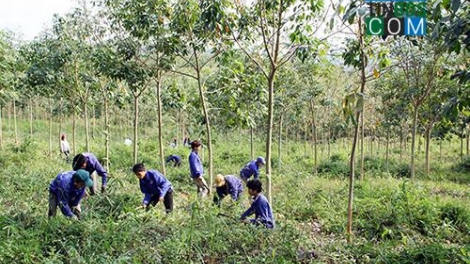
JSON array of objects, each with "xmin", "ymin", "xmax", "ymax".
[
  {"xmin": 48, "ymin": 169, "xmax": 93, "ymax": 220},
  {"xmin": 213, "ymin": 174, "xmax": 244, "ymax": 207}
]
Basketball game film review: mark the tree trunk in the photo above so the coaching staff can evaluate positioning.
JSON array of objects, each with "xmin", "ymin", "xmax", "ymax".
[
  {"xmin": 466, "ymin": 129, "xmax": 469, "ymax": 157},
  {"xmin": 194, "ymin": 50, "xmax": 213, "ymax": 192},
  {"xmin": 312, "ymin": 113, "xmax": 317, "ymax": 175},
  {"xmin": 13, "ymin": 100, "xmax": 18, "ymax": 144},
  {"xmin": 285, "ymin": 124, "xmax": 289, "ymax": 156},
  {"xmin": 103, "ymin": 87, "xmax": 110, "ymax": 172},
  {"xmin": 278, "ymin": 114, "xmax": 283, "ymax": 171},
  {"xmin": 304, "ymin": 123, "xmax": 308, "ymax": 156},
  {"xmin": 265, "ymin": 71, "xmax": 275, "ymax": 205},
  {"xmin": 133, "ymin": 95, "xmax": 139, "ymax": 164},
  {"xmin": 250, "ymin": 126, "xmax": 254, "ymax": 160},
  {"xmin": 84, "ymin": 95, "xmax": 90, "ymax": 153},
  {"xmin": 460, "ymin": 126, "xmax": 464, "ymax": 161},
  {"xmin": 347, "ymin": 18, "xmax": 366, "ymax": 243},
  {"xmin": 29, "ymin": 97, "xmax": 33, "ymax": 138},
  {"xmin": 59, "ymin": 98, "xmax": 63, "ymax": 151},
  {"xmin": 91, "ymin": 103, "xmax": 96, "ymax": 140},
  {"xmin": 425, "ymin": 128, "xmax": 431, "ymax": 175},
  {"xmin": 410, "ymin": 107, "xmax": 418, "ymax": 179},
  {"xmin": 360, "ymin": 109, "xmax": 364, "ymax": 180},
  {"xmin": 156, "ymin": 77, "xmax": 166, "ymax": 175},
  {"xmin": 386, "ymin": 128, "xmax": 390, "ymax": 171},
  {"xmin": 49, "ymin": 97, "xmax": 53, "ymax": 158},
  {"xmin": 8, "ymin": 103, "xmax": 11, "ymax": 133},
  {"xmin": 73, "ymin": 110, "xmax": 76, "ymax": 155}
]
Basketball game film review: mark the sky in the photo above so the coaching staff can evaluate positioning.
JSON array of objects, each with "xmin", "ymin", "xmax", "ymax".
[{"xmin": 0, "ymin": 0, "xmax": 77, "ymax": 40}]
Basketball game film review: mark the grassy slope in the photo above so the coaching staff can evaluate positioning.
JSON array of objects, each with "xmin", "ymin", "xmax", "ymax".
[{"xmin": 0, "ymin": 119, "xmax": 469, "ymax": 263}]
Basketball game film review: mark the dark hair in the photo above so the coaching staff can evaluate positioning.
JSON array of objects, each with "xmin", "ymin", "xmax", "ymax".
[
  {"xmin": 132, "ymin": 163, "xmax": 146, "ymax": 173},
  {"xmin": 72, "ymin": 154, "xmax": 87, "ymax": 171},
  {"xmin": 61, "ymin": 134, "xmax": 65, "ymax": 140},
  {"xmin": 191, "ymin": 140, "xmax": 201, "ymax": 149},
  {"xmin": 246, "ymin": 179, "xmax": 262, "ymax": 193}
]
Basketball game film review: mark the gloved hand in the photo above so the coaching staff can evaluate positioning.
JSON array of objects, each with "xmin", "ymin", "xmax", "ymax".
[
  {"xmin": 89, "ymin": 187, "xmax": 96, "ymax": 196},
  {"xmin": 101, "ymin": 186, "xmax": 106, "ymax": 194}
]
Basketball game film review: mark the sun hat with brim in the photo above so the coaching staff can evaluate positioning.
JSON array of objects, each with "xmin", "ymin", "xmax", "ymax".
[
  {"xmin": 74, "ymin": 169, "xmax": 93, "ymax": 187},
  {"xmin": 215, "ymin": 174, "xmax": 225, "ymax": 187}
]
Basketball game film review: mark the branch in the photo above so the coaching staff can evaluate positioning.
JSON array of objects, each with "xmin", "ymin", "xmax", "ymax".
[
  {"xmin": 232, "ymin": 32, "xmax": 269, "ymax": 79},
  {"xmin": 259, "ymin": 0, "xmax": 275, "ymax": 66},
  {"xmin": 277, "ymin": 44, "xmax": 300, "ymax": 68},
  {"xmin": 200, "ymin": 49, "xmax": 222, "ymax": 69},
  {"xmin": 169, "ymin": 69, "xmax": 197, "ymax": 80}
]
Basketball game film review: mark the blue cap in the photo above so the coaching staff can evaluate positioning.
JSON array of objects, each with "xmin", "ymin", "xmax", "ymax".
[{"xmin": 256, "ymin": 156, "xmax": 266, "ymax": 165}]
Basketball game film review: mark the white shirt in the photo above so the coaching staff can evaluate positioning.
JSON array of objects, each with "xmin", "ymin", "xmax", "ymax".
[{"xmin": 61, "ymin": 140, "xmax": 70, "ymax": 152}]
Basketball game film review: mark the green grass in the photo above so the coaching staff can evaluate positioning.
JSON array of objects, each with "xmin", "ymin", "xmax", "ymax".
[{"xmin": 0, "ymin": 119, "xmax": 469, "ymax": 263}]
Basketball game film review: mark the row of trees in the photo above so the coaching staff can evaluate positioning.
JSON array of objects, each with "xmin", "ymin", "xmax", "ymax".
[{"xmin": 0, "ymin": 0, "xmax": 468, "ymax": 241}]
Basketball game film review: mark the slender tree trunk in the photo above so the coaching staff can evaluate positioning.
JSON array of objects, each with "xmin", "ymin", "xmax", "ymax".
[
  {"xmin": 377, "ymin": 136, "xmax": 381, "ymax": 155},
  {"xmin": 133, "ymin": 95, "xmax": 139, "ymax": 164},
  {"xmin": 103, "ymin": 87, "xmax": 110, "ymax": 172},
  {"xmin": 347, "ymin": 19, "xmax": 366, "ymax": 242},
  {"xmin": 265, "ymin": 71, "xmax": 275, "ymax": 205},
  {"xmin": 49, "ymin": 97, "xmax": 53, "ymax": 158},
  {"xmin": 8, "ymin": 103, "xmax": 11, "ymax": 133},
  {"xmin": 369, "ymin": 130, "xmax": 373, "ymax": 157},
  {"xmin": 29, "ymin": 97, "xmax": 33, "ymax": 138},
  {"xmin": 59, "ymin": 98, "xmax": 63, "ymax": 151},
  {"xmin": 404, "ymin": 133, "xmax": 408, "ymax": 158},
  {"xmin": 386, "ymin": 128, "xmax": 390, "ymax": 171},
  {"xmin": 460, "ymin": 126, "xmax": 464, "ymax": 161},
  {"xmin": 194, "ymin": 50, "xmax": 213, "ymax": 192},
  {"xmin": 360, "ymin": 109, "xmax": 364, "ymax": 180},
  {"xmin": 156, "ymin": 76, "xmax": 166, "ymax": 175},
  {"xmin": 250, "ymin": 126, "xmax": 254, "ymax": 160},
  {"xmin": 91, "ymin": 104, "xmax": 96, "ymax": 140},
  {"xmin": 72, "ymin": 110, "xmax": 76, "ymax": 155},
  {"xmin": 13, "ymin": 100, "xmax": 18, "ymax": 144},
  {"xmin": 285, "ymin": 124, "xmax": 289, "ymax": 156},
  {"xmin": 278, "ymin": 114, "xmax": 283, "ymax": 170},
  {"xmin": 410, "ymin": 106, "xmax": 418, "ymax": 179},
  {"xmin": 84, "ymin": 93, "xmax": 90, "ymax": 152},
  {"xmin": 425, "ymin": 128, "xmax": 431, "ymax": 175},
  {"xmin": 304, "ymin": 123, "xmax": 307, "ymax": 156},
  {"xmin": 466, "ymin": 128, "xmax": 469, "ymax": 157},
  {"xmin": 312, "ymin": 113, "xmax": 317, "ymax": 175}
]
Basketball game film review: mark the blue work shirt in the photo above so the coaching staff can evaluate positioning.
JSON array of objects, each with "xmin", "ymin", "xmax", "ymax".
[
  {"xmin": 216, "ymin": 175, "xmax": 244, "ymax": 201},
  {"xmin": 166, "ymin": 155, "xmax": 182, "ymax": 163},
  {"xmin": 140, "ymin": 170, "xmax": 173, "ymax": 205},
  {"xmin": 240, "ymin": 160, "xmax": 260, "ymax": 180},
  {"xmin": 240, "ymin": 194, "xmax": 275, "ymax": 229},
  {"xmin": 83, "ymin": 153, "xmax": 108, "ymax": 186},
  {"xmin": 189, "ymin": 151, "xmax": 203, "ymax": 178},
  {"xmin": 49, "ymin": 171, "xmax": 86, "ymax": 217}
]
